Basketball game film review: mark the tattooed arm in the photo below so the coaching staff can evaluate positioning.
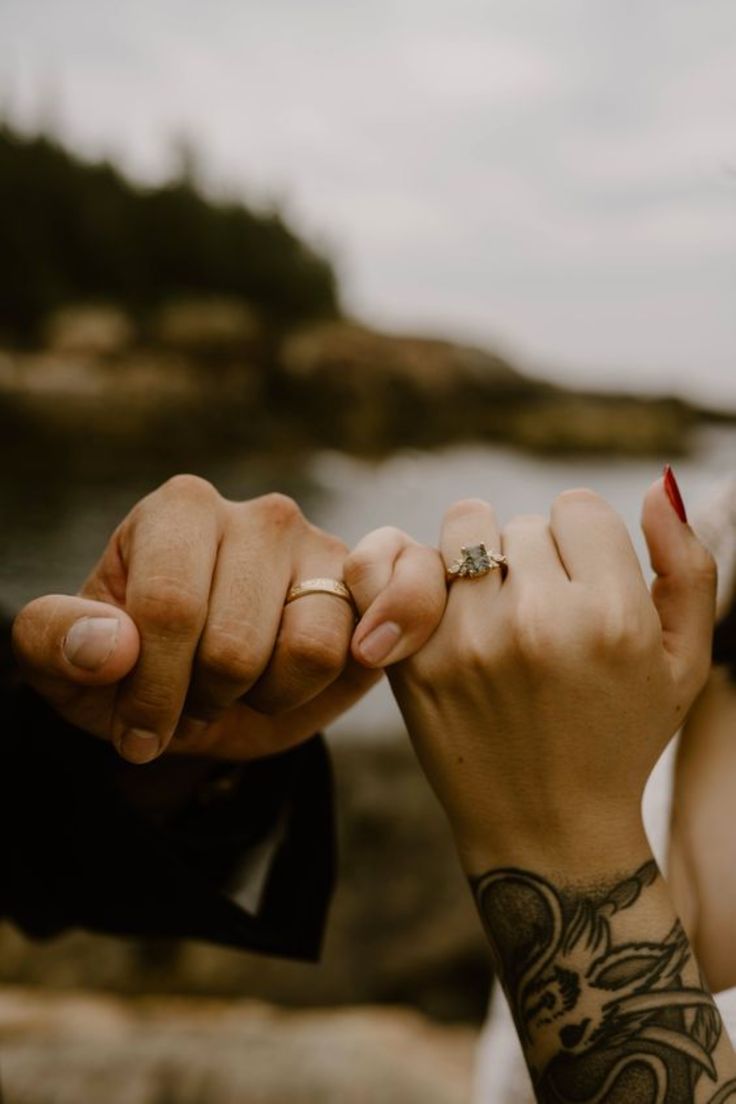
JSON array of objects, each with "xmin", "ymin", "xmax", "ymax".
[
  {"xmin": 473, "ymin": 859, "xmax": 736, "ymax": 1102},
  {"xmin": 346, "ymin": 472, "xmax": 736, "ymax": 1102}
]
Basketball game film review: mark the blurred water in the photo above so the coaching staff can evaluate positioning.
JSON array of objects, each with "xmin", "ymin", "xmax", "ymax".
[
  {"xmin": 2, "ymin": 424, "xmax": 735, "ymax": 736},
  {"xmin": 311, "ymin": 427, "xmax": 736, "ymax": 552},
  {"xmin": 315, "ymin": 425, "xmax": 736, "ymax": 736}
]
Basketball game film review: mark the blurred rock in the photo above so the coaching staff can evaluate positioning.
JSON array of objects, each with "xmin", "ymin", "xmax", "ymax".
[
  {"xmin": 0, "ymin": 988, "xmax": 477, "ymax": 1104},
  {"xmin": 281, "ymin": 320, "xmax": 523, "ymax": 394},
  {"xmin": 506, "ymin": 394, "xmax": 695, "ymax": 455},
  {"xmin": 279, "ymin": 321, "xmax": 536, "ymax": 453},
  {"xmin": 277, "ymin": 321, "xmax": 699, "ymax": 456},
  {"xmin": 153, "ymin": 298, "xmax": 262, "ymax": 352},
  {"xmin": 0, "ymin": 351, "xmax": 17, "ymax": 391},
  {"xmin": 0, "ymin": 736, "xmax": 491, "ymax": 1022},
  {"xmin": 0, "ymin": 352, "xmax": 194, "ymax": 401},
  {"xmin": 44, "ymin": 306, "xmax": 135, "ymax": 357},
  {"xmin": 0, "ymin": 310, "xmax": 724, "ymax": 457}
]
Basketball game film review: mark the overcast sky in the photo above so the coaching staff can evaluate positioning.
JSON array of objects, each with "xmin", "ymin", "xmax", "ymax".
[{"xmin": 2, "ymin": 0, "xmax": 735, "ymax": 403}]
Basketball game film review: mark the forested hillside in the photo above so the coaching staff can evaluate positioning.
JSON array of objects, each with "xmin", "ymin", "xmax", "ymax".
[{"xmin": 0, "ymin": 124, "xmax": 339, "ymax": 343}]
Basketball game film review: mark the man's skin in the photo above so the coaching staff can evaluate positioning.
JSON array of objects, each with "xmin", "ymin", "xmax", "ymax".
[{"xmin": 11, "ymin": 475, "xmax": 445, "ymax": 813}]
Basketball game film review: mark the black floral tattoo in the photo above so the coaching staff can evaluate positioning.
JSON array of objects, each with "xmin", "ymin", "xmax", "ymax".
[{"xmin": 471, "ymin": 861, "xmax": 736, "ymax": 1103}]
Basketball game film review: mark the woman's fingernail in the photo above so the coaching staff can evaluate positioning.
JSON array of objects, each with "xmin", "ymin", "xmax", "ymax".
[
  {"xmin": 63, "ymin": 617, "xmax": 120, "ymax": 670},
  {"xmin": 664, "ymin": 464, "xmax": 688, "ymax": 523},
  {"xmin": 357, "ymin": 622, "xmax": 402, "ymax": 666},
  {"xmin": 117, "ymin": 729, "xmax": 161, "ymax": 765}
]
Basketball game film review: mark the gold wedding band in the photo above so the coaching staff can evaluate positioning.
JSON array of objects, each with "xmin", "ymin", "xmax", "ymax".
[{"xmin": 285, "ymin": 578, "xmax": 356, "ymax": 611}]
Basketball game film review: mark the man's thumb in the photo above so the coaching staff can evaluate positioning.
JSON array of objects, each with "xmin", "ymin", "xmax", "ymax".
[
  {"xmin": 12, "ymin": 595, "xmax": 140, "ymax": 688},
  {"xmin": 641, "ymin": 467, "xmax": 717, "ymax": 692}
]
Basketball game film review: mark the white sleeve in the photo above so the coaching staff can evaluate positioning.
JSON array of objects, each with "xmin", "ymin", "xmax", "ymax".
[
  {"xmin": 473, "ymin": 983, "xmax": 534, "ymax": 1104},
  {"xmin": 715, "ymin": 987, "xmax": 736, "ymax": 1045},
  {"xmin": 692, "ymin": 476, "xmax": 736, "ymax": 617},
  {"xmin": 224, "ymin": 806, "xmax": 289, "ymax": 915}
]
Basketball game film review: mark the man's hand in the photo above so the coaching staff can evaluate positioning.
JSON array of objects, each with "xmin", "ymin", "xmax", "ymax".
[{"xmin": 11, "ymin": 476, "xmax": 440, "ymax": 766}]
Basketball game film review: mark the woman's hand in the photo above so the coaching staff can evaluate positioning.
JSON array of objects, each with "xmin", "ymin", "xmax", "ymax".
[
  {"xmin": 348, "ymin": 475, "xmax": 716, "ymax": 876},
  {"xmin": 349, "ymin": 480, "xmax": 736, "ymax": 1101}
]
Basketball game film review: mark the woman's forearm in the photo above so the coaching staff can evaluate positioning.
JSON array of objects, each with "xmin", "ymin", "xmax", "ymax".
[
  {"xmin": 470, "ymin": 844, "xmax": 736, "ymax": 1103},
  {"xmin": 346, "ymin": 478, "xmax": 726, "ymax": 1101}
]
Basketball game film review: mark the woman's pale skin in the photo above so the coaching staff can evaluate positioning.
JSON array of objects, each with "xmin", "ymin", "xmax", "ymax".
[{"xmin": 348, "ymin": 476, "xmax": 736, "ymax": 1101}]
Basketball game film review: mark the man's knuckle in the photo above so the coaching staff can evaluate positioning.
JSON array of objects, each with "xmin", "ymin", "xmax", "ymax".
[
  {"xmin": 285, "ymin": 627, "xmax": 347, "ymax": 679},
  {"xmin": 136, "ymin": 579, "xmax": 206, "ymax": 634},
  {"xmin": 257, "ymin": 492, "xmax": 303, "ymax": 528},
  {"xmin": 311, "ymin": 531, "xmax": 349, "ymax": 561},
  {"xmin": 162, "ymin": 473, "xmax": 218, "ymax": 503},
  {"xmin": 197, "ymin": 631, "xmax": 260, "ymax": 687},
  {"xmin": 121, "ymin": 685, "xmax": 174, "ymax": 730}
]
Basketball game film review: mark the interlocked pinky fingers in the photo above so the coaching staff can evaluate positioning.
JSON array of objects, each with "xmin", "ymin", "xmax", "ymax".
[{"xmin": 346, "ymin": 528, "xmax": 447, "ymax": 668}]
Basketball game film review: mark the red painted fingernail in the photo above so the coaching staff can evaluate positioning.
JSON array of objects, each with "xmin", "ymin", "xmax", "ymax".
[{"xmin": 663, "ymin": 464, "xmax": 688, "ymax": 523}]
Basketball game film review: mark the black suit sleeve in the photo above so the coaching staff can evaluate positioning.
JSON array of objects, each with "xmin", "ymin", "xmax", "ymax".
[
  {"xmin": 713, "ymin": 597, "xmax": 736, "ymax": 682},
  {"xmin": 0, "ymin": 623, "xmax": 335, "ymax": 961}
]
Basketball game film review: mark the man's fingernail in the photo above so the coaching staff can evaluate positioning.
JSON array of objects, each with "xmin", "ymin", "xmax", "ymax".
[
  {"xmin": 664, "ymin": 464, "xmax": 688, "ymax": 523},
  {"xmin": 117, "ymin": 729, "xmax": 161, "ymax": 764},
  {"xmin": 63, "ymin": 617, "xmax": 120, "ymax": 670},
  {"xmin": 358, "ymin": 622, "xmax": 402, "ymax": 666}
]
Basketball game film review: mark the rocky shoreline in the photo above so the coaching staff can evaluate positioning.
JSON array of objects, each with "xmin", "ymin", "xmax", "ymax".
[
  {"xmin": 0, "ymin": 988, "xmax": 477, "ymax": 1104},
  {"xmin": 1, "ymin": 304, "xmax": 725, "ymax": 459},
  {"xmin": 0, "ymin": 736, "xmax": 487, "ymax": 1102},
  {"xmin": 0, "ymin": 737, "xmax": 490, "ymax": 1022}
]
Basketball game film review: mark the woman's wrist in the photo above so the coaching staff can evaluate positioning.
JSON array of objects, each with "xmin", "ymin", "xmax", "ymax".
[
  {"xmin": 466, "ymin": 849, "xmax": 736, "ymax": 1096},
  {"xmin": 452, "ymin": 805, "xmax": 651, "ymax": 884}
]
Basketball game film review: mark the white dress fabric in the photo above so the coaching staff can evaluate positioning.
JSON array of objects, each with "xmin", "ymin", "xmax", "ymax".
[{"xmin": 472, "ymin": 480, "xmax": 736, "ymax": 1103}]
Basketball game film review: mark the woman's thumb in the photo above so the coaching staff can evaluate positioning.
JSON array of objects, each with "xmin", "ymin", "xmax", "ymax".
[{"xmin": 641, "ymin": 467, "xmax": 717, "ymax": 693}]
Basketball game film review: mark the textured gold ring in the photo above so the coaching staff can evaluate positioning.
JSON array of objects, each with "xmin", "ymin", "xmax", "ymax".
[
  {"xmin": 446, "ymin": 543, "xmax": 508, "ymax": 582},
  {"xmin": 285, "ymin": 578, "xmax": 356, "ymax": 611}
]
